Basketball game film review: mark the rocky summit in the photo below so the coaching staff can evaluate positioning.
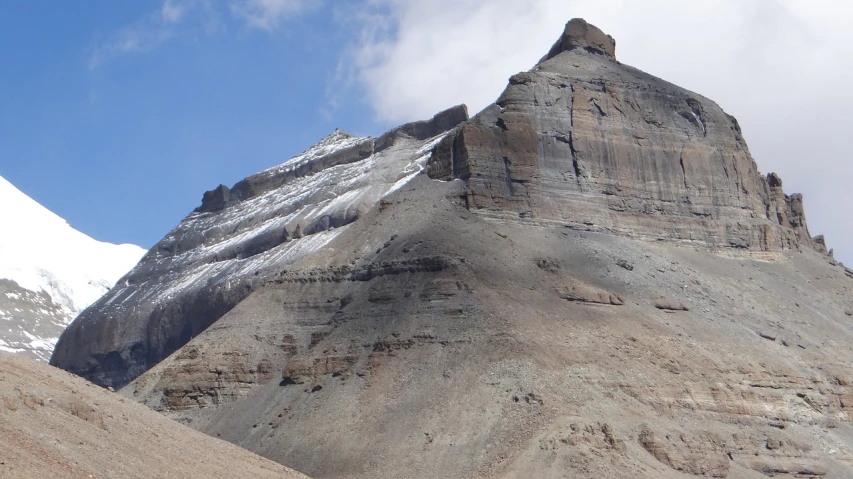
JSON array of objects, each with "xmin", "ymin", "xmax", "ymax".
[{"xmin": 52, "ymin": 19, "xmax": 853, "ymax": 478}]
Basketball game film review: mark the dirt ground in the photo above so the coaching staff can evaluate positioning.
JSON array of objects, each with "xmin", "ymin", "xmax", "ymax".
[{"xmin": 0, "ymin": 351, "xmax": 310, "ymax": 479}]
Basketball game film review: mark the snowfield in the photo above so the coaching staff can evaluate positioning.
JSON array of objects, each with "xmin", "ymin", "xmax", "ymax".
[{"xmin": 0, "ymin": 174, "xmax": 146, "ymax": 359}]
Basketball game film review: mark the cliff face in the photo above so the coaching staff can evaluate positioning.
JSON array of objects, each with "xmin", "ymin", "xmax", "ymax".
[
  {"xmin": 50, "ymin": 19, "xmax": 853, "ymax": 479},
  {"xmin": 428, "ymin": 19, "xmax": 823, "ymax": 253}
]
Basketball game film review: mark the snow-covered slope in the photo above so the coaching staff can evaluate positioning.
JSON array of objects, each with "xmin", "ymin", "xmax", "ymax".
[
  {"xmin": 50, "ymin": 105, "xmax": 470, "ymax": 387},
  {"xmin": 0, "ymin": 174, "xmax": 146, "ymax": 360}
]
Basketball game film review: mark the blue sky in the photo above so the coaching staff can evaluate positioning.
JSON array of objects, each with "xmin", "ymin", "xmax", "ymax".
[
  {"xmin": 0, "ymin": 1, "xmax": 388, "ymax": 248},
  {"xmin": 1, "ymin": 0, "xmax": 851, "ymax": 263}
]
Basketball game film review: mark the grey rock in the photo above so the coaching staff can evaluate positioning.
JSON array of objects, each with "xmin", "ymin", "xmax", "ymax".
[
  {"xmin": 198, "ymin": 184, "xmax": 232, "ymax": 213},
  {"xmin": 558, "ymin": 280, "xmax": 624, "ymax": 305},
  {"xmin": 616, "ymin": 259, "xmax": 634, "ymax": 271},
  {"xmin": 50, "ymin": 105, "xmax": 469, "ymax": 389},
  {"xmin": 47, "ymin": 19, "xmax": 853, "ymax": 479},
  {"xmin": 428, "ymin": 22, "xmax": 823, "ymax": 255},
  {"xmin": 0, "ymin": 279, "xmax": 68, "ymax": 361},
  {"xmin": 654, "ymin": 298, "xmax": 689, "ymax": 312},
  {"xmin": 758, "ymin": 332, "xmax": 777, "ymax": 341}
]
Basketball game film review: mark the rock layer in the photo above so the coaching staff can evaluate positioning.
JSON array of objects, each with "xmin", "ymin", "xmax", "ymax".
[
  {"xmin": 50, "ymin": 18, "xmax": 853, "ymax": 479},
  {"xmin": 51, "ymin": 106, "xmax": 468, "ymax": 389},
  {"xmin": 427, "ymin": 19, "xmax": 823, "ymax": 253}
]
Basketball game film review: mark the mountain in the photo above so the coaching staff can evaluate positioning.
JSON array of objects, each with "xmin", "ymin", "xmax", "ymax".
[
  {"xmin": 0, "ymin": 174, "xmax": 146, "ymax": 360},
  {"xmin": 0, "ymin": 351, "xmax": 310, "ymax": 478},
  {"xmin": 53, "ymin": 19, "xmax": 853, "ymax": 478}
]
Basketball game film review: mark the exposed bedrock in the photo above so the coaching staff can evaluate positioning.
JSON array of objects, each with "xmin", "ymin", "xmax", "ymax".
[
  {"xmin": 50, "ymin": 106, "xmax": 468, "ymax": 389},
  {"xmin": 427, "ymin": 19, "xmax": 822, "ymax": 254},
  {"xmin": 47, "ymin": 18, "xmax": 853, "ymax": 479}
]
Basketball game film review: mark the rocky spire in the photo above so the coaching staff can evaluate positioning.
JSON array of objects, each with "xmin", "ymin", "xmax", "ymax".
[{"xmin": 541, "ymin": 18, "xmax": 616, "ymax": 63}]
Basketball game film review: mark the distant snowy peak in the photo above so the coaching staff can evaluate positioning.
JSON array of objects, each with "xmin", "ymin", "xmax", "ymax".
[{"xmin": 0, "ymin": 174, "xmax": 146, "ymax": 360}]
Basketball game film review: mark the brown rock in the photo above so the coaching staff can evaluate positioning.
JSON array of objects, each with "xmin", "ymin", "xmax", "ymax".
[
  {"xmin": 558, "ymin": 281, "xmax": 624, "ymax": 305},
  {"xmin": 638, "ymin": 425, "xmax": 729, "ymax": 478},
  {"xmin": 542, "ymin": 18, "xmax": 616, "ymax": 61},
  {"xmin": 654, "ymin": 298, "xmax": 689, "ymax": 312}
]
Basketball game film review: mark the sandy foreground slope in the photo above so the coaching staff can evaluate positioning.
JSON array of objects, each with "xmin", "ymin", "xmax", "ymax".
[{"xmin": 0, "ymin": 351, "xmax": 310, "ymax": 479}]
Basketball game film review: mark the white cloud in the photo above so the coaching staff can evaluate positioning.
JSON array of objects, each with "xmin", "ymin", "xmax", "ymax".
[
  {"xmin": 161, "ymin": 0, "xmax": 187, "ymax": 23},
  {"xmin": 88, "ymin": 0, "xmax": 202, "ymax": 69},
  {"xmin": 229, "ymin": 0, "xmax": 319, "ymax": 31},
  {"xmin": 345, "ymin": 0, "xmax": 853, "ymax": 263},
  {"xmin": 88, "ymin": 25, "xmax": 174, "ymax": 70},
  {"xmin": 89, "ymin": 0, "xmax": 312, "ymax": 69}
]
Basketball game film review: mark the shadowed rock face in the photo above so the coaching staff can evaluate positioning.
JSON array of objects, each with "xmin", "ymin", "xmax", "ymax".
[{"xmin": 52, "ymin": 19, "xmax": 853, "ymax": 479}]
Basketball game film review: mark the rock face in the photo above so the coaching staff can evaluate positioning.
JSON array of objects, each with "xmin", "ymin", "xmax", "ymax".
[
  {"xmin": 428, "ymin": 18, "xmax": 822, "ymax": 253},
  {"xmin": 52, "ymin": 19, "xmax": 853, "ymax": 479},
  {"xmin": 542, "ymin": 18, "xmax": 616, "ymax": 61},
  {"xmin": 51, "ymin": 106, "xmax": 468, "ymax": 388}
]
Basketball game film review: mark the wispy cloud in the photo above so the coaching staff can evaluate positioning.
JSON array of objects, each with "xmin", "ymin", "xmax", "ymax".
[
  {"xmin": 87, "ymin": 0, "xmax": 199, "ymax": 70},
  {"xmin": 161, "ymin": 0, "xmax": 189, "ymax": 23},
  {"xmin": 229, "ymin": 0, "xmax": 320, "ymax": 31},
  {"xmin": 88, "ymin": 25, "xmax": 174, "ymax": 70},
  {"xmin": 89, "ymin": 0, "xmax": 312, "ymax": 69}
]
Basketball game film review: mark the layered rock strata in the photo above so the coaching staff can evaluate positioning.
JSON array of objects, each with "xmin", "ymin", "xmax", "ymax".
[
  {"xmin": 49, "ymin": 18, "xmax": 853, "ymax": 479},
  {"xmin": 51, "ymin": 106, "xmax": 468, "ymax": 388},
  {"xmin": 428, "ymin": 19, "xmax": 824, "ymax": 253}
]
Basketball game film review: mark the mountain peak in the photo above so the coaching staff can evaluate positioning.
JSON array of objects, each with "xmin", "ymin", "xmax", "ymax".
[
  {"xmin": 0, "ymin": 174, "xmax": 145, "ymax": 360},
  {"xmin": 541, "ymin": 18, "xmax": 616, "ymax": 62}
]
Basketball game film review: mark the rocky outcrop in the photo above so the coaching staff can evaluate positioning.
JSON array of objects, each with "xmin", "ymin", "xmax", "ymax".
[
  {"xmin": 557, "ymin": 280, "xmax": 624, "ymax": 305},
  {"xmin": 653, "ymin": 297, "xmax": 689, "ymax": 312},
  {"xmin": 541, "ymin": 18, "xmax": 616, "ymax": 61},
  {"xmin": 638, "ymin": 425, "xmax": 730, "ymax": 477},
  {"xmin": 0, "ymin": 279, "xmax": 67, "ymax": 361},
  {"xmin": 428, "ymin": 18, "xmax": 821, "ymax": 254},
  {"xmin": 766, "ymin": 172, "xmax": 825, "ymax": 252},
  {"xmin": 50, "ymin": 106, "xmax": 468, "ymax": 389}
]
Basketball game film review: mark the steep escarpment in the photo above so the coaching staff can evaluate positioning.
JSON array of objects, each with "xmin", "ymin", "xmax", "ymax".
[
  {"xmin": 50, "ymin": 105, "xmax": 468, "ymax": 389},
  {"xmin": 51, "ymin": 18, "xmax": 853, "ymax": 479},
  {"xmin": 428, "ymin": 18, "xmax": 824, "ymax": 253}
]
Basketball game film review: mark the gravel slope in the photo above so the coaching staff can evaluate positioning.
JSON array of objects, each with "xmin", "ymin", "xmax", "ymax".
[{"xmin": 0, "ymin": 351, "xmax": 310, "ymax": 479}]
